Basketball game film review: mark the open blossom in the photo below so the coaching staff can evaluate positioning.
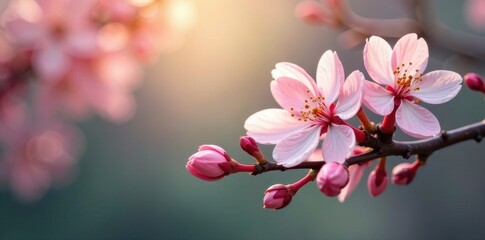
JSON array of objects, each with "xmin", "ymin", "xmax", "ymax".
[
  {"xmin": 363, "ymin": 33, "xmax": 462, "ymax": 137},
  {"xmin": 245, "ymin": 50, "xmax": 364, "ymax": 167}
]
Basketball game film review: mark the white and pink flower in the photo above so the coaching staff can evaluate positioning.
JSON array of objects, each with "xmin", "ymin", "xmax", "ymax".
[
  {"xmin": 244, "ymin": 50, "xmax": 364, "ymax": 167},
  {"xmin": 363, "ymin": 33, "xmax": 462, "ymax": 138}
]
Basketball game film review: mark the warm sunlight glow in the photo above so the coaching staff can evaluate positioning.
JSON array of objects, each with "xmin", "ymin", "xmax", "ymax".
[
  {"xmin": 166, "ymin": 0, "xmax": 196, "ymax": 31},
  {"xmin": 128, "ymin": 0, "xmax": 155, "ymax": 8}
]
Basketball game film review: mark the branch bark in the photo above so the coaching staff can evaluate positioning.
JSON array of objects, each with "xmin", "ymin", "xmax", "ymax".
[{"xmin": 252, "ymin": 120, "xmax": 485, "ymax": 175}]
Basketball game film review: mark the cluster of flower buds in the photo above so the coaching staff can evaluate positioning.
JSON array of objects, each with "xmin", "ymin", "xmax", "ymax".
[
  {"xmin": 186, "ymin": 33, "xmax": 478, "ymax": 210},
  {"xmin": 0, "ymin": 0, "xmax": 195, "ymax": 201}
]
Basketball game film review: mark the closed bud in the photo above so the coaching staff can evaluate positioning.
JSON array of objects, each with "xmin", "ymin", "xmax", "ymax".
[
  {"xmin": 240, "ymin": 136, "xmax": 265, "ymax": 163},
  {"xmin": 464, "ymin": 73, "xmax": 485, "ymax": 93},
  {"xmin": 367, "ymin": 167, "xmax": 388, "ymax": 197},
  {"xmin": 186, "ymin": 145, "xmax": 232, "ymax": 181},
  {"xmin": 263, "ymin": 184, "xmax": 293, "ymax": 210},
  {"xmin": 316, "ymin": 162, "xmax": 349, "ymax": 197},
  {"xmin": 392, "ymin": 161, "xmax": 421, "ymax": 185}
]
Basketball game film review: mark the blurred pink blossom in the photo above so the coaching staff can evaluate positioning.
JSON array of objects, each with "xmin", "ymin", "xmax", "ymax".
[
  {"xmin": 0, "ymin": 0, "xmax": 195, "ymax": 201},
  {"xmin": 2, "ymin": 0, "xmax": 99, "ymax": 82},
  {"xmin": 465, "ymin": 0, "xmax": 485, "ymax": 31},
  {"xmin": 0, "ymin": 100, "xmax": 83, "ymax": 201},
  {"xmin": 36, "ymin": 52, "xmax": 141, "ymax": 122}
]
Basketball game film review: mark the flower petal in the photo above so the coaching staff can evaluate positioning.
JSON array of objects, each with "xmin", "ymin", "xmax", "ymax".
[
  {"xmin": 271, "ymin": 77, "xmax": 315, "ymax": 112},
  {"xmin": 4, "ymin": 19, "xmax": 44, "ymax": 47},
  {"xmin": 316, "ymin": 50, "xmax": 344, "ymax": 105},
  {"xmin": 271, "ymin": 62, "xmax": 319, "ymax": 96},
  {"xmin": 338, "ymin": 162, "xmax": 369, "ymax": 202},
  {"xmin": 363, "ymin": 81, "xmax": 395, "ymax": 116},
  {"xmin": 391, "ymin": 33, "xmax": 429, "ymax": 76},
  {"xmin": 273, "ymin": 126, "xmax": 321, "ymax": 167},
  {"xmin": 335, "ymin": 70, "xmax": 364, "ymax": 120},
  {"xmin": 32, "ymin": 45, "xmax": 71, "ymax": 82},
  {"xmin": 411, "ymin": 70, "xmax": 462, "ymax": 104},
  {"xmin": 363, "ymin": 36, "xmax": 394, "ymax": 86},
  {"xmin": 322, "ymin": 124, "xmax": 355, "ymax": 164},
  {"xmin": 244, "ymin": 109, "xmax": 309, "ymax": 144},
  {"xmin": 396, "ymin": 100, "xmax": 440, "ymax": 138},
  {"xmin": 65, "ymin": 27, "xmax": 98, "ymax": 57}
]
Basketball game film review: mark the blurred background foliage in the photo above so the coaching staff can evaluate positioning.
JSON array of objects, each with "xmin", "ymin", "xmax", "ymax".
[{"xmin": 1, "ymin": 0, "xmax": 485, "ymax": 239}]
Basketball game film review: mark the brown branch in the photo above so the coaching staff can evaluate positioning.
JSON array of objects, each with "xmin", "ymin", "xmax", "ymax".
[
  {"xmin": 251, "ymin": 120, "xmax": 485, "ymax": 175},
  {"xmin": 414, "ymin": 0, "xmax": 485, "ymax": 61},
  {"xmin": 314, "ymin": 0, "xmax": 485, "ymax": 61}
]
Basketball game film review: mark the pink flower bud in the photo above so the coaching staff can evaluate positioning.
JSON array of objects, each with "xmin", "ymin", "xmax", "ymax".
[
  {"xmin": 186, "ymin": 145, "xmax": 232, "ymax": 181},
  {"xmin": 316, "ymin": 162, "xmax": 349, "ymax": 197},
  {"xmin": 367, "ymin": 167, "xmax": 388, "ymax": 197},
  {"xmin": 263, "ymin": 184, "xmax": 293, "ymax": 209},
  {"xmin": 464, "ymin": 73, "xmax": 485, "ymax": 93},
  {"xmin": 392, "ymin": 161, "xmax": 420, "ymax": 185},
  {"xmin": 295, "ymin": 1, "xmax": 327, "ymax": 24},
  {"xmin": 240, "ymin": 136, "xmax": 264, "ymax": 162}
]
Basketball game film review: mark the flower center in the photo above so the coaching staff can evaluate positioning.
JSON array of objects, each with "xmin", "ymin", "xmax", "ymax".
[
  {"xmin": 289, "ymin": 89, "xmax": 331, "ymax": 124},
  {"xmin": 393, "ymin": 62, "xmax": 424, "ymax": 96}
]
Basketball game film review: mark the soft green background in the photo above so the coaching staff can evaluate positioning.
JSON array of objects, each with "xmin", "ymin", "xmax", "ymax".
[{"xmin": 1, "ymin": 0, "xmax": 485, "ymax": 239}]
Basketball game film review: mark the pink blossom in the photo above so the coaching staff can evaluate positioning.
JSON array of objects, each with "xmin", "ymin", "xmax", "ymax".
[
  {"xmin": 295, "ymin": 1, "xmax": 329, "ymax": 24},
  {"xmin": 337, "ymin": 147, "xmax": 370, "ymax": 202},
  {"xmin": 186, "ymin": 145, "xmax": 233, "ymax": 181},
  {"xmin": 245, "ymin": 50, "xmax": 364, "ymax": 167},
  {"xmin": 3, "ymin": 0, "xmax": 99, "ymax": 82},
  {"xmin": 337, "ymin": 162, "xmax": 369, "ymax": 202},
  {"xmin": 464, "ymin": 73, "xmax": 485, "ymax": 93},
  {"xmin": 316, "ymin": 162, "xmax": 349, "ymax": 197},
  {"xmin": 0, "ymin": 110, "xmax": 83, "ymax": 201},
  {"xmin": 465, "ymin": 0, "xmax": 485, "ymax": 32},
  {"xmin": 35, "ymin": 52, "xmax": 141, "ymax": 122},
  {"xmin": 392, "ymin": 160, "xmax": 421, "ymax": 185},
  {"xmin": 363, "ymin": 33, "xmax": 462, "ymax": 137},
  {"xmin": 263, "ymin": 184, "xmax": 293, "ymax": 209},
  {"xmin": 310, "ymin": 147, "xmax": 370, "ymax": 202},
  {"xmin": 240, "ymin": 136, "xmax": 264, "ymax": 162},
  {"xmin": 367, "ymin": 166, "xmax": 388, "ymax": 197}
]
